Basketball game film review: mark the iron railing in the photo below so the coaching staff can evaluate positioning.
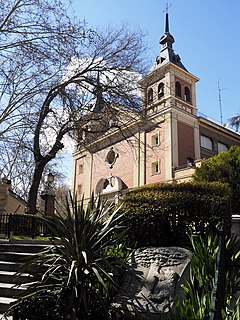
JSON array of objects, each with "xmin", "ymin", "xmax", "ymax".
[{"xmin": 0, "ymin": 213, "xmax": 52, "ymax": 239}]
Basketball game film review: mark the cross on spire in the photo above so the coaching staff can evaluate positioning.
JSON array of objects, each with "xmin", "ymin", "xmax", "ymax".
[{"xmin": 163, "ymin": 2, "xmax": 172, "ymax": 14}]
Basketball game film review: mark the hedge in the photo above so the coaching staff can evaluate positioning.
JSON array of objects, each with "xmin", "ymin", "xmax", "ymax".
[{"xmin": 120, "ymin": 182, "xmax": 232, "ymax": 248}]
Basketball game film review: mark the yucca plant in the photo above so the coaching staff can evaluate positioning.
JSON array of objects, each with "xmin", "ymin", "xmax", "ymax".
[{"xmin": 6, "ymin": 194, "xmax": 130, "ymax": 320}]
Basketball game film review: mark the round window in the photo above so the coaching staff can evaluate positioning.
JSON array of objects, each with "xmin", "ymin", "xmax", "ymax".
[{"xmin": 106, "ymin": 148, "xmax": 118, "ymax": 168}]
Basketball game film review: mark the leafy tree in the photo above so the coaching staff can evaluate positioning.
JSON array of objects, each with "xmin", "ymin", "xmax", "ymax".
[
  {"xmin": 0, "ymin": 0, "xmax": 146, "ymax": 212},
  {"xmin": 193, "ymin": 146, "xmax": 240, "ymax": 213}
]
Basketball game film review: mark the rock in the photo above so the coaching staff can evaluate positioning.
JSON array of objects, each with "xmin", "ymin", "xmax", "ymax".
[{"xmin": 111, "ymin": 247, "xmax": 192, "ymax": 319}]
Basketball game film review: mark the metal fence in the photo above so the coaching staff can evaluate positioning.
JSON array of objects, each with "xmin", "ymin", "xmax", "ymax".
[{"xmin": 0, "ymin": 213, "xmax": 52, "ymax": 239}]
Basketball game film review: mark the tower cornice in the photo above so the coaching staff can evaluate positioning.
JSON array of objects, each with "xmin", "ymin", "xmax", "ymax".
[{"xmin": 139, "ymin": 62, "xmax": 199, "ymax": 87}]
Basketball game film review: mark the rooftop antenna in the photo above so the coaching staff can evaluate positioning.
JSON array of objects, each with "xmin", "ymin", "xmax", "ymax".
[{"xmin": 218, "ymin": 80, "xmax": 226, "ymax": 125}]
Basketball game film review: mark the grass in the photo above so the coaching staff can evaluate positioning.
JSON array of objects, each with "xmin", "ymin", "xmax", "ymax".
[{"xmin": 0, "ymin": 233, "xmax": 50, "ymax": 241}]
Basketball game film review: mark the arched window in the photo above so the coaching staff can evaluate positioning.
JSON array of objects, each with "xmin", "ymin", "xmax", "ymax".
[
  {"xmin": 158, "ymin": 82, "xmax": 164, "ymax": 99},
  {"xmin": 184, "ymin": 86, "xmax": 191, "ymax": 102},
  {"xmin": 175, "ymin": 81, "xmax": 181, "ymax": 97},
  {"xmin": 147, "ymin": 88, "xmax": 153, "ymax": 103}
]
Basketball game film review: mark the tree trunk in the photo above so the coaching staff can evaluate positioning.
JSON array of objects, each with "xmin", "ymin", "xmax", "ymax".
[{"xmin": 27, "ymin": 162, "xmax": 45, "ymax": 214}]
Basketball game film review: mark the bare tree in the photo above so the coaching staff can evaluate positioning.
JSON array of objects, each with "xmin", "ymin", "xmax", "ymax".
[
  {"xmin": 0, "ymin": 130, "xmax": 33, "ymax": 198},
  {"xmin": 28, "ymin": 26, "xmax": 146, "ymax": 213},
  {"xmin": 0, "ymin": 131, "xmax": 67, "ymax": 200},
  {"xmin": 0, "ymin": 0, "xmax": 88, "ymax": 196},
  {"xmin": 0, "ymin": 0, "xmax": 147, "ymax": 213},
  {"xmin": 0, "ymin": 0, "xmax": 87, "ymax": 132}
]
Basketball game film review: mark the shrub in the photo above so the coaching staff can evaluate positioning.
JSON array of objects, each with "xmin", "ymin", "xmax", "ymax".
[
  {"xmin": 193, "ymin": 146, "xmax": 240, "ymax": 213},
  {"xmin": 120, "ymin": 182, "xmax": 232, "ymax": 248}
]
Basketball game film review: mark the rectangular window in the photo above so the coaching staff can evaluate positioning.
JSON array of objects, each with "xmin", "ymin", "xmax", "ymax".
[
  {"xmin": 218, "ymin": 142, "xmax": 228, "ymax": 153},
  {"xmin": 200, "ymin": 135, "xmax": 213, "ymax": 150},
  {"xmin": 151, "ymin": 132, "xmax": 160, "ymax": 147},
  {"xmin": 78, "ymin": 164, "xmax": 84, "ymax": 174},
  {"xmin": 77, "ymin": 184, "xmax": 82, "ymax": 195},
  {"xmin": 151, "ymin": 160, "xmax": 161, "ymax": 175}
]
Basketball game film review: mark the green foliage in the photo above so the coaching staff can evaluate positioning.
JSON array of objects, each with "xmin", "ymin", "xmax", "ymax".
[
  {"xmin": 224, "ymin": 236, "xmax": 240, "ymax": 314},
  {"xmin": 176, "ymin": 235, "xmax": 217, "ymax": 319},
  {"xmin": 6, "ymin": 195, "xmax": 129, "ymax": 320},
  {"xmin": 193, "ymin": 145, "xmax": 240, "ymax": 213},
  {"xmin": 120, "ymin": 181, "xmax": 232, "ymax": 248},
  {"xmin": 229, "ymin": 115, "xmax": 240, "ymax": 132},
  {"xmin": 176, "ymin": 234, "xmax": 240, "ymax": 320}
]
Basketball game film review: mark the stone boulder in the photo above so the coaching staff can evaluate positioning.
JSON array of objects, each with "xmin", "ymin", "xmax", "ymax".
[{"xmin": 111, "ymin": 247, "xmax": 192, "ymax": 319}]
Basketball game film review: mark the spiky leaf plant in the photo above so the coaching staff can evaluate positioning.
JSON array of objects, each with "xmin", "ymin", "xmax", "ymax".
[
  {"xmin": 176, "ymin": 234, "xmax": 240, "ymax": 320},
  {"xmin": 6, "ymin": 194, "xmax": 130, "ymax": 320}
]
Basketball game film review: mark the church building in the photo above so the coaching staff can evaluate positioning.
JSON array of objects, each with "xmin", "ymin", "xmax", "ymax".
[{"xmin": 72, "ymin": 13, "xmax": 240, "ymax": 202}]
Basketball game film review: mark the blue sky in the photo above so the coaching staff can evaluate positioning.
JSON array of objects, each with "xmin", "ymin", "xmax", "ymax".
[{"xmin": 71, "ymin": 0, "xmax": 240, "ymax": 125}]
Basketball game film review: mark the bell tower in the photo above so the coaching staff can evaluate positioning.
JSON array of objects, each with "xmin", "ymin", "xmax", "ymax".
[{"xmin": 139, "ymin": 12, "xmax": 200, "ymax": 182}]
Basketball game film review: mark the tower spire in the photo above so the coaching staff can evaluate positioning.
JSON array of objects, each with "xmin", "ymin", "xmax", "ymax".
[
  {"xmin": 159, "ymin": 13, "xmax": 174, "ymax": 49},
  {"xmin": 153, "ymin": 5, "xmax": 188, "ymax": 72},
  {"xmin": 164, "ymin": 3, "xmax": 171, "ymax": 33},
  {"xmin": 165, "ymin": 13, "xmax": 169, "ymax": 33}
]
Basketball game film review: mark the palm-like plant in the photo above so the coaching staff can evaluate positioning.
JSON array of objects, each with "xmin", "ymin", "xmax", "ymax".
[
  {"xmin": 229, "ymin": 115, "xmax": 240, "ymax": 132},
  {"xmin": 6, "ymin": 195, "xmax": 129, "ymax": 320}
]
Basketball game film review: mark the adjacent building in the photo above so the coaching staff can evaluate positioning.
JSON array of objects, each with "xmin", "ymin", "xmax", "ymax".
[{"xmin": 0, "ymin": 177, "xmax": 26, "ymax": 214}]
